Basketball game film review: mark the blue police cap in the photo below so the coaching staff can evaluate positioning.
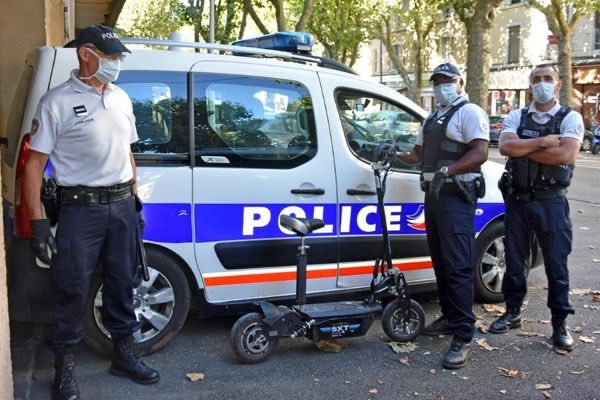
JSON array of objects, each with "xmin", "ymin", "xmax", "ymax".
[
  {"xmin": 65, "ymin": 24, "xmax": 130, "ymax": 54},
  {"xmin": 429, "ymin": 63, "xmax": 461, "ymax": 81}
]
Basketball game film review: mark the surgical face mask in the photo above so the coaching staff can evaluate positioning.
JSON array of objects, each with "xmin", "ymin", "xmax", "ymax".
[
  {"xmin": 81, "ymin": 48, "xmax": 121, "ymax": 84},
  {"xmin": 433, "ymin": 82, "xmax": 459, "ymax": 106},
  {"xmin": 531, "ymin": 82, "xmax": 555, "ymax": 104}
]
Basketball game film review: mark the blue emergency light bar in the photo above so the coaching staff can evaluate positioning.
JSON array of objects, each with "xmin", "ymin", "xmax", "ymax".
[{"xmin": 232, "ymin": 32, "xmax": 314, "ymax": 54}]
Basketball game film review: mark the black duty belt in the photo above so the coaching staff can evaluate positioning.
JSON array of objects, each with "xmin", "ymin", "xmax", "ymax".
[
  {"xmin": 507, "ymin": 187, "xmax": 566, "ymax": 202},
  {"xmin": 59, "ymin": 180, "xmax": 134, "ymax": 205}
]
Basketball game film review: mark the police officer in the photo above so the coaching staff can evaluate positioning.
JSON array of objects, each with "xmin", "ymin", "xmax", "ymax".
[
  {"xmin": 489, "ymin": 64, "xmax": 583, "ymax": 352},
  {"xmin": 23, "ymin": 25, "xmax": 159, "ymax": 399},
  {"xmin": 398, "ymin": 63, "xmax": 489, "ymax": 369}
]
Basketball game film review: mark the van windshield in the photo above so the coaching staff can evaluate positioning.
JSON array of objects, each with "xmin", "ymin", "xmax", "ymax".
[{"xmin": 2, "ymin": 66, "xmax": 33, "ymax": 167}]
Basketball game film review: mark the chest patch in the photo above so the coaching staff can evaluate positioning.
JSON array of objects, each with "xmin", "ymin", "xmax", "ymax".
[
  {"xmin": 521, "ymin": 128, "xmax": 540, "ymax": 138},
  {"xmin": 73, "ymin": 105, "xmax": 88, "ymax": 117}
]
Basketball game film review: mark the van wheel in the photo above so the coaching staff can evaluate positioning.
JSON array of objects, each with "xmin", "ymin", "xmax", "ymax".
[
  {"xmin": 83, "ymin": 248, "xmax": 191, "ymax": 355},
  {"xmin": 592, "ymin": 143, "xmax": 600, "ymax": 155},
  {"xmin": 474, "ymin": 221, "xmax": 508, "ymax": 303}
]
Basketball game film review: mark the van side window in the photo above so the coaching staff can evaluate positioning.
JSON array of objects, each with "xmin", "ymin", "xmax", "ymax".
[
  {"xmin": 193, "ymin": 73, "xmax": 317, "ymax": 169},
  {"xmin": 336, "ymin": 90, "xmax": 422, "ymax": 171},
  {"xmin": 117, "ymin": 71, "xmax": 189, "ymax": 158}
]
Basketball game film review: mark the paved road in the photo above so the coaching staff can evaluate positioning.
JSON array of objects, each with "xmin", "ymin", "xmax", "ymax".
[{"xmin": 12, "ymin": 149, "xmax": 600, "ymax": 400}]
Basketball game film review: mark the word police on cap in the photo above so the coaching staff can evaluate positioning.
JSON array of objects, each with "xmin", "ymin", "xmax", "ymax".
[{"xmin": 102, "ymin": 32, "xmax": 119, "ymax": 40}]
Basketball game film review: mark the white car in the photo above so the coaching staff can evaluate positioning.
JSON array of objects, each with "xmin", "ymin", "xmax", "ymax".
[{"xmin": 1, "ymin": 33, "xmax": 535, "ymax": 355}]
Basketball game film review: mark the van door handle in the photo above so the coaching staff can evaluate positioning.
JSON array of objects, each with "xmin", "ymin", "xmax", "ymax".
[
  {"xmin": 346, "ymin": 189, "xmax": 376, "ymax": 196},
  {"xmin": 291, "ymin": 188, "xmax": 325, "ymax": 195}
]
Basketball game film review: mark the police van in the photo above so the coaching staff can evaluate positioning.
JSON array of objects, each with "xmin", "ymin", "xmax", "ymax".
[{"xmin": 1, "ymin": 33, "xmax": 536, "ymax": 355}]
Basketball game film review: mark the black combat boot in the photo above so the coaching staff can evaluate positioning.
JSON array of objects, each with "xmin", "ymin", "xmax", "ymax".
[
  {"xmin": 110, "ymin": 336, "xmax": 160, "ymax": 384},
  {"xmin": 489, "ymin": 308, "xmax": 521, "ymax": 334},
  {"xmin": 551, "ymin": 316, "xmax": 574, "ymax": 352},
  {"xmin": 422, "ymin": 316, "xmax": 452, "ymax": 336},
  {"xmin": 53, "ymin": 353, "xmax": 79, "ymax": 400},
  {"xmin": 442, "ymin": 337, "xmax": 473, "ymax": 370}
]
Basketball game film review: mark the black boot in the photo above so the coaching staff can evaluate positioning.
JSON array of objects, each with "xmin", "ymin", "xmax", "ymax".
[
  {"xmin": 489, "ymin": 308, "xmax": 521, "ymax": 334},
  {"xmin": 442, "ymin": 337, "xmax": 472, "ymax": 370},
  {"xmin": 53, "ymin": 354, "xmax": 79, "ymax": 400},
  {"xmin": 110, "ymin": 336, "xmax": 160, "ymax": 384},
  {"xmin": 552, "ymin": 317, "xmax": 574, "ymax": 352},
  {"xmin": 422, "ymin": 316, "xmax": 452, "ymax": 336}
]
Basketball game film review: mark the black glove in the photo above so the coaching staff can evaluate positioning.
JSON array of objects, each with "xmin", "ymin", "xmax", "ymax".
[
  {"xmin": 373, "ymin": 141, "xmax": 398, "ymax": 161},
  {"xmin": 134, "ymin": 195, "xmax": 145, "ymax": 233},
  {"xmin": 30, "ymin": 218, "xmax": 57, "ymax": 264},
  {"xmin": 428, "ymin": 170, "xmax": 446, "ymax": 201}
]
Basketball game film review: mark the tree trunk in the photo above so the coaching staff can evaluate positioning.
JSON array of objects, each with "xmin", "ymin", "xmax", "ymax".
[
  {"xmin": 104, "ymin": 0, "xmax": 127, "ymax": 28},
  {"xmin": 295, "ymin": 0, "xmax": 313, "ymax": 32},
  {"xmin": 556, "ymin": 31, "xmax": 577, "ymax": 108},
  {"xmin": 245, "ymin": 0, "xmax": 269, "ymax": 34},
  {"xmin": 463, "ymin": 5, "xmax": 494, "ymax": 112}
]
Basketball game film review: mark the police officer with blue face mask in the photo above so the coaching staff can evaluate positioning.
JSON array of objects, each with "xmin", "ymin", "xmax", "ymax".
[
  {"xmin": 489, "ymin": 64, "xmax": 584, "ymax": 353},
  {"xmin": 24, "ymin": 25, "xmax": 159, "ymax": 400},
  {"xmin": 397, "ymin": 63, "xmax": 489, "ymax": 369}
]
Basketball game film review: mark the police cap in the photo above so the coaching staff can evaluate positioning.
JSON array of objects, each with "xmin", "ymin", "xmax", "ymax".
[
  {"xmin": 429, "ymin": 63, "xmax": 461, "ymax": 82},
  {"xmin": 65, "ymin": 24, "xmax": 130, "ymax": 54}
]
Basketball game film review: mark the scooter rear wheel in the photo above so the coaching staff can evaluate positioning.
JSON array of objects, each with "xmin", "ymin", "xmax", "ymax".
[
  {"xmin": 381, "ymin": 299, "xmax": 425, "ymax": 342},
  {"xmin": 231, "ymin": 312, "xmax": 278, "ymax": 364}
]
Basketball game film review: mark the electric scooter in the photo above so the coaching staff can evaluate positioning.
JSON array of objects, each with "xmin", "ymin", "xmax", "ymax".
[{"xmin": 230, "ymin": 154, "xmax": 426, "ymax": 364}]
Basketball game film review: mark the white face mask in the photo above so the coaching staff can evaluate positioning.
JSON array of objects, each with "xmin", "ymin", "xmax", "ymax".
[
  {"xmin": 433, "ymin": 83, "xmax": 459, "ymax": 106},
  {"xmin": 531, "ymin": 82, "xmax": 555, "ymax": 104},
  {"xmin": 80, "ymin": 48, "xmax": 121, "ymax": 84}
]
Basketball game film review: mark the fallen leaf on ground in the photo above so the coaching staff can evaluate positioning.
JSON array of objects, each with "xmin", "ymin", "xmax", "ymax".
[
  {"xmin": 377, "ymin": 379, "xmax": 384, "ymax": 384},
  {"xmin": 499, "ymin": 390, "xmax": 507, "ymax": 394},
  {"xmin": 429, "ymin": 369, "xmax": 436, "ymax": 374},
  {"xmin": 592, "ymin": 331, "xmax": 600, "ymax": 334},
  {"xmin": 570, "ymin": 370, "xmax": 585, "ymax": 375},
  {"xmin": 476, "ymin": 338, "xmax": 499, "ymax": 351},
  {"xmin": 593, "ymin": 259, "xmax": 600, "ymax": 263},
  {"xmin": 314, "ymin": 378, "xmax": 320, "ymax": 382},
  {"xmin": 538, "ymin": 320, "xmax": 551, "ymax": 325},
  {"xmin": 571, "ymin": 288, "xmax": 592, "ymax": 295},
  {"xmin": 368, "ymin": 388, "xmax": 378, "ymax": 394},
  {"xmin": 593, "ymin": 295, "xmax": 600, "ymax": 302},
  {"xmin": 571, "ymin": 326, "xmax": 584, "ymax": 333},
  {"xmin": 423, "ymin": 351, "xmax": 430, "ymax": 355},
  {"xmin": 579, "ymin": 336, "xmax": 596, "ymax": 343},
  {"xmin": 542, "ymin": 390, "xmax": 552, "ymax": 399},
  {"xmin": 535, "ymin": 383, "xmax": 553, "ymax": 390},
  {"xmin": 389, "ymin": 341, "xmax": 417, "ymax": 353},
  {"xmin": 483, "ymin": 304, "xmax": 505, "ymax": 314},
  {"xmin": 580, "ymin": 226, "xmax": 590, "ymax": 230},
  {"xmin": 399, "ymin": 357, "xmax": 410, "ymax": 365},
  {"xmin": 476, "ymin": 325, "xmax": 488, "ymax": 333},
  {"xmin": 316, "ymin": 340, "xmax": 343, "ymax": 352},
  {"xmin": 186, "ymin": 373, "xmax": 205, "ymax": 382},
  {"xmin": 459, "ymin": 376, "xmax": 468, "ymax": 380},
  {"xmin": 555, "ymin": 348, "xmax": 569, "ymax": 355},
  {"xmin": 517, "ymin": 331, "xmax": 546, "ymax": 338},
  {"xmin": 498, "ymin": 367, "xmax": 519, "ymax": 378}
]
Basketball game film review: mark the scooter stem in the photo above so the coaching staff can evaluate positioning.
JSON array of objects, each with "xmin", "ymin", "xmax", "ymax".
[{"xmin": 296, "ymin": 237, "xmax": 308, "ymax": 307}]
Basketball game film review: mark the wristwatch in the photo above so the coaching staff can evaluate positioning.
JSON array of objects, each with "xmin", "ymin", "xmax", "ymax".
[{"xmin": 439, "ymin": 166, "xmax": 450, "ymax": 177}]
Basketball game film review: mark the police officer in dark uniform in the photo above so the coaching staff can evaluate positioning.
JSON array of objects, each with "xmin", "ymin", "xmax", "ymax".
[
  {"xmin": 23, "ymin": 25, "xmax": 159, "ymax": 399},
  {"xmin": 398, "ymin": 63, "xmax": 489, "ymax": 369},
  {"xmin": 489, "ymin": 64, "xmax": 583, "ymax": 352}
]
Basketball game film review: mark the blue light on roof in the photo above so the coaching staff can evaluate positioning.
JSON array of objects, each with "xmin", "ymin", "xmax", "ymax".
[{"xmin": 232, "ymin": 32, "xmax": 314, "ymax": 54}]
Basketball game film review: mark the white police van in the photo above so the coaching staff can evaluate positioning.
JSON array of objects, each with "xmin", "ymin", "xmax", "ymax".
[{"xmin": 1, "ymin": 33, "xmax": 535, "ymax": 355}]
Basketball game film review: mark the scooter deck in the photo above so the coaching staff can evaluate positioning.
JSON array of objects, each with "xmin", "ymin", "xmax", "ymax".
[{"xmin": 293, "ymin": 301, "xmax": 382, "ymax": 319}]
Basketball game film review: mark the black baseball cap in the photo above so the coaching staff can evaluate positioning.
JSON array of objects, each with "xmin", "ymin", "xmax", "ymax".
[
  {"xmin": 429, "ymin": 63, "xmax": 461, "ymax": 81},
  {"xmin": 64, "ymin": 24, "xmax": 130, "ymax": 54}
]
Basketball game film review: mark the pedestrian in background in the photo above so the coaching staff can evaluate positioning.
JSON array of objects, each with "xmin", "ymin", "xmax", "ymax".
[
  {"xmin": 397, "ymin": 63, "xmax": 489, "ymax": 369},
  {"xmin": 490, "ymin": 64, "xmax": 583, "ymax": 352},
  {"xmin": 23, "ymin": 25, "xmax": 159, "ymax": 400}
]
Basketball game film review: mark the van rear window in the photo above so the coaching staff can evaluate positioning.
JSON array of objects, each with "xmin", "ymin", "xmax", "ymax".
[{"xmin": 2, "ymin": 66, "xmax": 33, "ymax": 167}]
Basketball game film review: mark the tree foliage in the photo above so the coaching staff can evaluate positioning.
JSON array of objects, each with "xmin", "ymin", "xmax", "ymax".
[
  {"xmin": 451, "ymin": 0, "xmax": 504, "ymax": 111},
  {"xmin": 379, "ymin": 0, "xmax": 450, "ymax": 105},
  {"xmin": 181, "ymin": 0, "xmax": 244, "ymax": 44},
  {"xmin": 528, "ymin": 0, "xmax": 600, "ymax": 109},
  {"xmin": 117, "ymin": 0, "xmax": 185, "ymax": 39}
]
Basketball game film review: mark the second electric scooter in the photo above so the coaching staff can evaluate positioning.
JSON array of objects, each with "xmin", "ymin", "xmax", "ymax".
[{"xmin": 230, "ymin": 153, "xmax": 426, "ymax": 363}]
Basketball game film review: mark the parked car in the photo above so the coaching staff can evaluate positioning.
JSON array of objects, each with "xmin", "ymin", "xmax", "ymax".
[
  {"xmin": 489, "ymin": 116, "xmax": 504, "ymax": 146},
  {"xmin": 581, "ymin": 130, "xmax": 594, "ymax": 152},
  {"xmin": 363, "ymin": 110, "xmax": 421, "ymax": 143},
  {"xmin": 1, "ymin": 32, "xmax": 540, "ymax": 356}
]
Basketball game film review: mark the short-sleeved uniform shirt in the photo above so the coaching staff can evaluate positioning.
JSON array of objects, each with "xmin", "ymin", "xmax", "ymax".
[
  {"xmin": 30, "ymin": 70, "xmax": 138, "ymax": 187},
  {"xmin": 416, "ymin": 93, "xmax": 489, "ymax": 181},
  {"xmin": 500, "ymin": 102, "xmax": 584, "ymax": 143}
]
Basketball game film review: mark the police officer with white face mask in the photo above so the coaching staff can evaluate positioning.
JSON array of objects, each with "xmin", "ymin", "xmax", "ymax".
[
  {"xmin": 397, "ymin": 63, "xmax": 489, "ymax": 369},
  {"xmin": 24, "ymin": 25, "xmax": 159, "ymax": 400},
  {"xmin": 489, "ymin": 64, "xmax": 584, "ymax": 353}
]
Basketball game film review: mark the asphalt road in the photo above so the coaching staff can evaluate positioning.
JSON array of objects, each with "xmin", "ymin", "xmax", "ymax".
[{"xmin": 12, "ymin": 148, "xmax": 600, "ymax": 400}]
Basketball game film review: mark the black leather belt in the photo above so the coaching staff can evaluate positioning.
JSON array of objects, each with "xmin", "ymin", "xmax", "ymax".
[
  {"xmin": 59, "ymin": 180, "xmax": 134, "ymax": 205},
  {"xmin": 508, "ymin": 187, "xmax": 566, "ymax": 202}
]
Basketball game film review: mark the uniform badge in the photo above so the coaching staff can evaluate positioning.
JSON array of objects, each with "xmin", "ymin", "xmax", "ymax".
[{"xmin": 73, "ymin": 105, "xmax": 88, "ymax": 117}]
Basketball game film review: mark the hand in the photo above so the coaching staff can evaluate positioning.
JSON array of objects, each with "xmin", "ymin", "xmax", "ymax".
[
  {"xmin": 373, "ymin": 141, "xmax": 398, "ymax": 161},
  {"xmin": 134, "ymin": 195, "xmax": 145, "ymax": 233},
  {"xmin": 30, "ymin": 219, "xmax": 57, "ymax": 264},
  {"xmin": 540, "ymin": 135, "xmax": 561, "ymax": 149},
  {"xmin": 428, "ymin": 170, "xmax": 446, "ymax": 201}
]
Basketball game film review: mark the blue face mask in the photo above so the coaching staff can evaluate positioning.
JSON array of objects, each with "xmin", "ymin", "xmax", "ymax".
[
  {"xmin": 531, "ymin": 82, "xmax": 555, "ymax": 104},
  {"xmin": 433, "ymin": 83, "xmax": 459, "ymax": 106}
]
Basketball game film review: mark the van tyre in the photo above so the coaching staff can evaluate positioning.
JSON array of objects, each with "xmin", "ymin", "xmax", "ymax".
[
  {"xmin": 381, "ymin": 299, "xmax": 425, "ymax": 342},
  {"xmin": 83, "ymin": 248, "xmax": 191, "ymax": 356},
  {"xmin": 592, "ymin": 143, "xmax": 600, "ymax": 155},
  {"xmin": 231, "ymin": 312, "xmax": 278, "ymax": 364}
]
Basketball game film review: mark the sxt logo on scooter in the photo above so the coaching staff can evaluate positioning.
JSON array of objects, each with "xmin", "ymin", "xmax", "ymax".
[{"xmin": 319, "ymin": 321, "xmax": 362, "ymax": 339}]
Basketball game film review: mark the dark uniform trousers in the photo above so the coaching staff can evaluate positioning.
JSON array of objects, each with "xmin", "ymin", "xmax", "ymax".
[
  {"xmin": 502, "ymin": 193, "xmax": 574, "ymax": 318},
  {"xmin": 49, "ymin": 196, "xmax": 140, "ymax": 354},
  {"xmin": 424, "ymin": 183, "xmax": 477, "ymax": 342}
]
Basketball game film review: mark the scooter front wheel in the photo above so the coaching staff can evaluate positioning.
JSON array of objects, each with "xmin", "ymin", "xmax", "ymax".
[
  {"xmin": 381, "ymin": 299, "xmax": 425, "ymax": 342},
  {"xmin": 231, "ymin": 312, "xmax": 278, "ymax": 364}
]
